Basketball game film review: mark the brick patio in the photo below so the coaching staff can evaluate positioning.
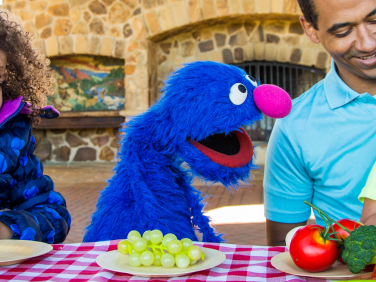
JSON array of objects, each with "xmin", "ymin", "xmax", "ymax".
[{"xmin": 44, "ymin": 162, "xmax": 311, "ymax": 246}]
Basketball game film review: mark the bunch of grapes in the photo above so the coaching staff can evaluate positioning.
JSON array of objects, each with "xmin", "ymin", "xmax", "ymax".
[{"xmin": 117, "ymin": 229, "xmax": 205, "ymax": 269}]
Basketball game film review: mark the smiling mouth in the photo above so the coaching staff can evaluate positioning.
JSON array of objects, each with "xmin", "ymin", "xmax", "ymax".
[
  {"xmin": 357, "ymin": 53, "xmax": 376, "ymax": 60},
  {"xmin": 188, "ymin": 128, "xmax": 253, "ymax": 168}
]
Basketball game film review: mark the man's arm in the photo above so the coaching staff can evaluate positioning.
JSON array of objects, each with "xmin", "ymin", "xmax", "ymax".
[
  {"xmin": 360, "ymin": 198, "xmax": 376, "ymax": 226},
  {"xmin": 266, "ymin": 219, "xmax": 307, "ymax": 246},
  {"xmin": 264, "ymin": 119, "xmax": 313, "ymax": 246}
]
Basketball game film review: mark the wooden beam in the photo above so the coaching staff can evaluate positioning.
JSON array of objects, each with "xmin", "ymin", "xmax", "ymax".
[
  {"xmin": 38, "ymin": 116, "xmax": 125, "ymax": 129},
  {"xmin": 59, "ymin": 111, "xmax": 122, "ymax": 118},
  {"xmin": 58, "ymin": 110, "xmax": 146, "ymax": 118}
]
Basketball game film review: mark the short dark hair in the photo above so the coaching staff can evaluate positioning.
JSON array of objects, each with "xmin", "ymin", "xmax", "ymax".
[{"xmin": 297, "ymin": 0, "xmax": 319, "ymax": 30}]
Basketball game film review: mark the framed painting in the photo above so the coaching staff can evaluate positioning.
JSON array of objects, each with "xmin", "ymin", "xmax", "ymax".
[{"xmin": 48, "ymin": 55, "xmax": 125, "ymax": 114}]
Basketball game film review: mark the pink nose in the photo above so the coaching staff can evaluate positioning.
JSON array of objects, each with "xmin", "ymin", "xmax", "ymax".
[{"xmin": 253, "ymin": 84, "xmax": 292, "ymax": 118}]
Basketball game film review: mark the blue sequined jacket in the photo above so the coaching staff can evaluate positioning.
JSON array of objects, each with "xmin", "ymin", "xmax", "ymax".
[{"xmin": 0, "ymin": 97, "xmax": 70, "ymax": 243}]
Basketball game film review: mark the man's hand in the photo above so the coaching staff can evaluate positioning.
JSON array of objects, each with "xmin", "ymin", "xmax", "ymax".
[
  {"xmin": 0, "ymin": 222, "xmax": 12, "ymax": 239},
  {"xmin": 266, "ymin": 219, "xmax": 307, "ymax": 246}
]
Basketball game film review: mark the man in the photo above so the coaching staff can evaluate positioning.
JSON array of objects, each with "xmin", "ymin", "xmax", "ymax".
[{"xmin": 264, "ymin": 0, "xmax": 376, "ymax": 246}]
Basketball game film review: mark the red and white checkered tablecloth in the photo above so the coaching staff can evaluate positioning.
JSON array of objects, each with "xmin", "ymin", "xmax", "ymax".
[{"xmin": 0, "ymin": 240, "xmax": 327, "ymax": 282}]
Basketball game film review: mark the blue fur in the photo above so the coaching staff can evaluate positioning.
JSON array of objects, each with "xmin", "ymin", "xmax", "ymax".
[{"xmin": 84, "ymin": 61, "xmax": 263, "ymax": 243}]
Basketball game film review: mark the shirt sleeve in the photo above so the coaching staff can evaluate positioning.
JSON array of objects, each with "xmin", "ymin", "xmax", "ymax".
[
  {"xmin": 263, "ymin": 119, "xmax": 314, "ymax": 223},
  {"xmin": 359, "ymin": 161, "xmax": 376, "ymax": 203},
  {"xmin": 0, "ymin": 141, "xmax": 70, "ymax": 243},
  {"xmin": 0, "ymin": 178, "xmax": 70, "ymax": 243}
]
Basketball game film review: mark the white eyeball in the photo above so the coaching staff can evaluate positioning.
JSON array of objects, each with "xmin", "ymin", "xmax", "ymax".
[
  {"xmin": 229, "ymin": 83, "xmax": 247, "ymax": 105},
  {"xmin": 245, "ymin": 75, "xmax": 258, "ymax": 87}
]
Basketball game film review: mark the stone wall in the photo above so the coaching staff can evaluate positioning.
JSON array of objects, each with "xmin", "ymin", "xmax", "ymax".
[
  {"xmin": 2, "ymin": 0, "xmax": 149, "ymax": 111},
  {"xmin": 33, "ymin": 127, "xmax": 121, "ymax": 162},
  {"xmin": 2, "ymin": 0, "xmax": 326, "ymax": 113},
  {"xmin": 154, "ymin": 19, "xmax": 328, "ymax": 97},
  {"xmin": 2, "ymin": 0, "xmax": 329, "ymax": 163}
]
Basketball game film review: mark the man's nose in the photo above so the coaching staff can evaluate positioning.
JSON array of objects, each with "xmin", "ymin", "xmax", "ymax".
[{"xmin": 355, "ymin": 24, "xmax": 376, "ymax": 52}]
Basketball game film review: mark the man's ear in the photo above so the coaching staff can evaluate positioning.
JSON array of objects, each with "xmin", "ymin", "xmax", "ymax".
[{"xmin": 300, "ymin": 16, "xmax": 320, "ymax": 44}]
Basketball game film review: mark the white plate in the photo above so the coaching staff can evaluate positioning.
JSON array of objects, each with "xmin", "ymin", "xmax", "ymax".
[
  {"xmin": 0, "ymin": 240, "xmax": 53, "ymax": 266},
  {"xmin": 96, "ymin": 247, "xmax": 226, "ymax": 278},
  {"xmin": 271, "ymin": 252, "xmax": 369, "ymax": 280}
]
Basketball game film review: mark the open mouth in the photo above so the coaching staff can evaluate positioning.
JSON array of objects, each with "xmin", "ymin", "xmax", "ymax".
[{"xmin": 188, "ymin": 128, "xmax": 253, "ymax": 168}]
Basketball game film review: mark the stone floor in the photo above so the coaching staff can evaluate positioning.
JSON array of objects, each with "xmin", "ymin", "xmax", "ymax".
[{"xmin": 44, "ymin": 162, "xmax": 312, "ymax": 246}]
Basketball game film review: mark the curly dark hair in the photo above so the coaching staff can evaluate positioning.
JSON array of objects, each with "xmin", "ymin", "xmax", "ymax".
[
  {"xmin": 297, "ymin": 0, "xmax": 319, "ymax": 30},
  {"xmin": 0, "ymin": 10, "xmax": 54, "ymax": 127}
]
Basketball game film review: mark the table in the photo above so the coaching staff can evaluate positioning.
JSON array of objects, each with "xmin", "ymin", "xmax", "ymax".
[{"xmin": 0, "ymin": 241, "xmax": 326, "ymax": 282}]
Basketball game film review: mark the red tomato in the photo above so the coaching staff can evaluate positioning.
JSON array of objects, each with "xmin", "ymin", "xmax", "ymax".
[
  {"xmin": 330, "ymin": 219, "xmax": 362, "ymax": 264},
  {"xmin": 364, "ymin": 264, "xmax": 376, "ymax": 272},
  {"xmin": 290, "ymin": 224, "xmax": 340, "ymax": 272},
  {"xmin": 331, "ymin": 218, "xmax": 362, "ymax": 241}
]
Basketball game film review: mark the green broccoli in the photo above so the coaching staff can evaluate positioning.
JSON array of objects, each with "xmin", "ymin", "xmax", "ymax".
[{"xmin": 342, "ymin": 225, "xmax": 376, "ymax": 274}]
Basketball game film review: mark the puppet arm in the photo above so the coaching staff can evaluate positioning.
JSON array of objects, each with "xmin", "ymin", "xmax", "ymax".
[
  {"xmin": 180, "ymin": 179, "xmax": 224, "ymax": 243},
  {"xmin": 85, "ymin": 145, "xmax": 198, "ymax": 242}
]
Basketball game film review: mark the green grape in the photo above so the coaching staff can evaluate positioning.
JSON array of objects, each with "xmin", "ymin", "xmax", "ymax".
[
  {"xmin": 187, "ymin": 246, "xmax": 202, "ymax": 260},
  {"xmin": 142, "ymin": 230, "xmax": 151, "ymax": 242},
  {"xmin": 167, "ymin": 239, "xmax": 183, "ymax": 254},
  {"xmin": 153, "ymin": 251, "xmax": 162, "ymax": 266},
  {"xmin": 129, "ymin": 253, "xmax": 141, "ymax": 267},
  {"xmin": 149, "ymin": 229, "xmax": 163, "ymax": 244},
  {"xmin": 161, "ymin": 253, "xmax": 175, "ymax": 268},
  {"xmin": 140, "ymin": 250, "xmax": 154, "ymax": 266},
  {"xmin": 132, "ymin": 238, "xmax": 148, "ymax": 253},
  {"xmin": 180, "ymin": 238, "xmax": 193, "ymax": 251},
  {"xmin": 117, "ymin": 240, "xmax": 131, "ymax": 255},
  {"xmin": 190, "ymin": 260, "xmax": 197, "ymax": 265},
  {"xmin": 127, "ymin": 230, "xmax": 141, "ymax": 243},
  {"xmin": 175, "ymin": 254, "xmax": 190, "ymax": 269},
  {"xmin": 162, "ymin": 233, "xmax": 177, "ymax": 247}
]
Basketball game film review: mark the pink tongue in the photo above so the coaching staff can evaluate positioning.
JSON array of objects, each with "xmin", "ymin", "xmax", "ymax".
[{"xmin": 253, "ymin": 84, "xmax": 292, "ymax": 118}]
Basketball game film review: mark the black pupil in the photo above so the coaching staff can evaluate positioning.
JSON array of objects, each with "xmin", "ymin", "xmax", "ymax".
[
  {"xmin": 247, "ymin": 75, "xmax": 256, "ymax": 82},
  {"xmin": 238, "ymin": 84, "xmax": 246, "ymax": 93}
]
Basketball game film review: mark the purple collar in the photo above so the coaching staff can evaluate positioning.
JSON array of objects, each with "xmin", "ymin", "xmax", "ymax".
[
  {"xmin": 0, "ymin": 96, "xmax": 60, "ymax": 127},
  {"xmin": 0, "ymin": 96, "xmax": 23, "ymax": 126}
]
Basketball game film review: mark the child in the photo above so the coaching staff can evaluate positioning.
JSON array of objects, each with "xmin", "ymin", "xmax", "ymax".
[
  {"xmin": 0, "ymin": 10, "xmax": 70, "ymax": 243},
  {"xmin": 359, "ymin": 161, "xmax": 376, "ymax": 226}
]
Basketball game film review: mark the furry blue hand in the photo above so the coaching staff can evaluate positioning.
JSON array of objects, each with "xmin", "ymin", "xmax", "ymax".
[{"xmin": 84, "ymin": 61, "xmax": 284, "ymax": 243}]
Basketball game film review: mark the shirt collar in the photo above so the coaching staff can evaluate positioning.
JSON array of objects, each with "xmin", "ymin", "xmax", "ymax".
[
  {"xmin": 0, "ymin": 96, "xmax": 24, "ymax": 127},
  {"xmin": 324, "ymin": 59, "xmax": 362, "ymax": 109}
]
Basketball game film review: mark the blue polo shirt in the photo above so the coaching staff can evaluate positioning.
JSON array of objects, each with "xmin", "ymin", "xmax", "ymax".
[{"xmin": 264, "ymin": 60, "xmax": 376, "ymax": 226}]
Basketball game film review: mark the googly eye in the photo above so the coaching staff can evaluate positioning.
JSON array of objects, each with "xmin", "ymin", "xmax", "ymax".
[
  {"xmin": 229, "ymin": 83, "xmax": 247, "ymax": 105},
  {"xmin": 245, "ymin": 75, "xmax": 258, "ymax": 87}
]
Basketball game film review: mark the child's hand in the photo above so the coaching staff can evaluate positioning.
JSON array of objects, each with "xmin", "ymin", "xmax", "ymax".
[
  {"xmin": 0, "ymin": 222, "xmax": 12, "ymax": 239},
  {"xmin": 361, "ymin": 198, "xmax": 376, "ymax": 226}
]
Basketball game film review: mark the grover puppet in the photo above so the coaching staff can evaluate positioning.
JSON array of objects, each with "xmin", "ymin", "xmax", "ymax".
[{"xmin": 84, "ymin": 61, "xmax": 291, "ymax": 243}]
